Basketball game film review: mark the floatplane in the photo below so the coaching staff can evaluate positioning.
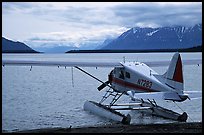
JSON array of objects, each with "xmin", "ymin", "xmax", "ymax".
[{"xmin": 2, "ymin": 52, "xmax": 202, "ymax": 124}]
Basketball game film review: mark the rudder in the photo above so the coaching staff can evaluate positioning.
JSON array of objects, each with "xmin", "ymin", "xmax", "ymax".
[{"xmin": 163, "ymin": 52, "xmax": 184, "ymax": 92}]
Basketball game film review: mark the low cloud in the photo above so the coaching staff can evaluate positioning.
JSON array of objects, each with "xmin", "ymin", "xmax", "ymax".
[
  {"xmin": 27, "ymin": 26, "xmax": 128, "ymax": 48},
  {"xmin": 2, "ymin": 2, "xmax": 202, "ymax": 48}
]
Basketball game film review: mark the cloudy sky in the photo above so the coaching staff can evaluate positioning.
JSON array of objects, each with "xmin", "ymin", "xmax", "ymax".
[{"xmin": 2, "ymin": 2, "xmax": 202, "ymax": 49}]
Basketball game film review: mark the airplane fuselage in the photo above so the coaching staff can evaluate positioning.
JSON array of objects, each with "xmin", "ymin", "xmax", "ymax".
[{"xmin": 109, "ymin": 62, "xmax": 177, "ymax": 94}]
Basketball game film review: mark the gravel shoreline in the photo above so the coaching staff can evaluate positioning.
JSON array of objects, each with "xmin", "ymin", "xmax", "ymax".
[{"xmin": 9, "ymin": 122, "xmax": 202, "ymax": 133}]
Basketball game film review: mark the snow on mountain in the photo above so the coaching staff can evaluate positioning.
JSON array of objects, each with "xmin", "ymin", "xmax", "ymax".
[
  {"xmin": 101, "ymin": 24, "xmax": 202, "ymax": 50},
  {"xmin": 146, "ymin": 29, "xmax": 159, "ymax": 36}
]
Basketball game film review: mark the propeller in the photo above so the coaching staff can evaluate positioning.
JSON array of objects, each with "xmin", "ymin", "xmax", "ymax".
[
  {"xmin": 97, "ymin": 80, "xmax": 110, "ymax": 91},
  {"xmin": 75, "ymin": 66, "xmax": 115, "ymax": 91}
]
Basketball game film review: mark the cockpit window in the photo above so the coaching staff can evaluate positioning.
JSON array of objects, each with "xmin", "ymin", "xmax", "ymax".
[{"xmin": 119, "ymin": 71, "xmax": 125, "ymax": 79}]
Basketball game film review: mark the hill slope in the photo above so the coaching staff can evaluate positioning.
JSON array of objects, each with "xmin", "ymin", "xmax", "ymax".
[{"xmin": 2, "ymin": 37, "xmax": 39, "ymax": 53}]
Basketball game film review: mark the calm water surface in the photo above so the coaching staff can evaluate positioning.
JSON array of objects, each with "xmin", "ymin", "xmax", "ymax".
[{"xmin": 2, "ymin": 52, "xmax": 202, "ymax": 132}]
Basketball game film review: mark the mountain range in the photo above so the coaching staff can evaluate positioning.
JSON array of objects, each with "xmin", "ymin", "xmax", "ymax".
[
  {"xmin": 100, "ymin": 24, "xmax": 202, "ymax": 50},
  {"xmin": 2, "ymin": 24, "xmax": 202, "ymax": 53},
  {"xmin": 2, "ymin": 37, "xmax": 38, "ymax": 53}
]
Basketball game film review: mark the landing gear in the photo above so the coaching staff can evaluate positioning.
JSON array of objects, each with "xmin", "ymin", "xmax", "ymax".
[
  {"xmin": 84, "ymin": 88, "xmax": 131, "ymax": 124},
  {"xmin": 84, "ymin": 87, "xmax": 188, "ymax": 124},
  {"xmin": 99, "ymin": 88, "xmax": 125, "ymax": 107},
  {"xmin": 129, "ymin": 98, "xmax": 188, "ymax": 122}
]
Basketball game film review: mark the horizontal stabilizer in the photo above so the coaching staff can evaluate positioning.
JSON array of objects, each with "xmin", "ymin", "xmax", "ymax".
[
  {"xmin": 128, "ymin": 91, "xmax": 188, "ymax": 102},
  {"xmin": 183, "ymin": 91, "xmax": 202, "ymax": 100}
]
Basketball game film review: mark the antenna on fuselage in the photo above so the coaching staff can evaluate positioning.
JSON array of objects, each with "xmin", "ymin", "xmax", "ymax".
[
  {"xmin": 123, "ymin": 56, "xmax": 126, "ymax": 63},
  {"xmin": 30, "ymin": 65, "xmax": 32, "ymax": 71}
]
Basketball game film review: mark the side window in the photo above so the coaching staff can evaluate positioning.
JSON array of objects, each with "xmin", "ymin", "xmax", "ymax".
[{"xmin": 126, "ymin": 72, "xmax": 130, "ymax": 78}]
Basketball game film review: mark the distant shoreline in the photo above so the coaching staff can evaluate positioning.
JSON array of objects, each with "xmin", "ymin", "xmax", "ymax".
[
  {"xmin": 2, "ymin": 46, "xmax": 202, "ymax": 53},
  {"xmin": 67, "ymin": 49, "xmax": 202, "ymax": 53},
  {"xmin": 67, "ymin": 46, "xmax": 202, "ymax": 53}
]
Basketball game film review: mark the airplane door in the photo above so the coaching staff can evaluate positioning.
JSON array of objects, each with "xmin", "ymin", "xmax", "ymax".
[{"xmin": 111, "ymin": 67, "xmax": 128, "ymax": 93}]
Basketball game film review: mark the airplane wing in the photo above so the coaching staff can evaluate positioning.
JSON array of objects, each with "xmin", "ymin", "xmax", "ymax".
[
  {"xmin": 144, "ymin": 59, "xmax": 202, "ymax": 67},
  {"xmin": 2, "ymin": 59, "xmax": 201, "ymax": 67},
  {"xmin": 2, "ymin": 60, "xmax": 122, "ymax": 67}
]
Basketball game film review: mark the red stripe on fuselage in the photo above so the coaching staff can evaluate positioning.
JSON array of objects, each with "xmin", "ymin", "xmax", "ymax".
[{"xmin": 111, "ymin": 77, "xmax": 159, "ymax": 92}]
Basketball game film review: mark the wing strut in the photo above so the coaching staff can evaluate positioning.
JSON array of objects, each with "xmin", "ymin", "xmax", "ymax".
[{"xmin": 74, "ymin": 66, "xmax": 116, "ymax": 91}]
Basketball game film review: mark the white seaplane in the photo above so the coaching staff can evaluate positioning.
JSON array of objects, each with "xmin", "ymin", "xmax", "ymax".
[{"xmin": 2, "ymin": 52, "xmax": 202, "ymax": 124}]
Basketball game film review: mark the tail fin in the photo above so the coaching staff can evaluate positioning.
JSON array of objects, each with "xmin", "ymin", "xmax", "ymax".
[{"xmin": 163, "ymin": 52, "xmax": 184, "ymax": 92}]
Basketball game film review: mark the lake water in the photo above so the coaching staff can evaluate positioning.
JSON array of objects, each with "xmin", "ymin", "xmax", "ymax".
[{"xmin": 2, "ymin": 52, "xmax": 202, "ymax": 132}]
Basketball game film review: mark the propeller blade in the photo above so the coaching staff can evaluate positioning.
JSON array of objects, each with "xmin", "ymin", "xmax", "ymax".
[{"xmin": 97, "ymin": 81, "xmax": 110, "ymax": 91}]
